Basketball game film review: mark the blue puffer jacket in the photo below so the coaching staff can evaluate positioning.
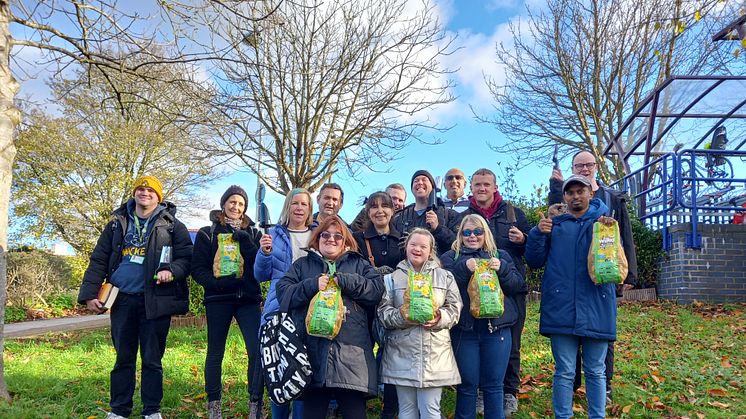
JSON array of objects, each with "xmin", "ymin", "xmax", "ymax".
[
  {"xmin": 254, "ymin": 224, "xmax": 314, "ymax": 324},
  {"xmin": 525, "ymin": 198, "xmax": 617, "ymax": 341}
]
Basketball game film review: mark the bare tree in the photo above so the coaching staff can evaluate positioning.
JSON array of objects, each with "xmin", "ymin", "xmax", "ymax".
[
  {"xmin": 190, "ymin": 0, "xmax": 456, "ymax": 193},
  {"xmin": 12, "ymin": 65, "xmax": 220, "ymax": 255},
  {"xmin": 0, "ymin": 0, "xmax": 279, "ymax": 400},
  {"xmin": 480, "ymin": 0, "xmax": 738, "ymax": 183}
]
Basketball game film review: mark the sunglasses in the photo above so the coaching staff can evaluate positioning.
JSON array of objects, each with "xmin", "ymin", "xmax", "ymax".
[
  {"xmin": 462, "ymin": 228, "xmax": 484, "ymax": 237},
  {"xmin": 320, "ymin": 231, "xmax": 344, "ymax": 242},
  {"xmin": 446, "ymin": 175, "xmax": 464, "ymax": 181}
]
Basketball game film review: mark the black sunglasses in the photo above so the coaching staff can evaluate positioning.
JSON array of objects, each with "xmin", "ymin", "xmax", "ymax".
[
  {"xmin": 462, "ymin": 228, "xmax": 484, "ymax": 237},
  {"xmin": 446, "ymin": 175, "xmax": 464, "ymax": 181}
]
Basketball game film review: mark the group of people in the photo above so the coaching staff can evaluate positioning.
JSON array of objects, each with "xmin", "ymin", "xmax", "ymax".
[{"xmin": 78, "ymin": 150, "xmax": 637, "ymax": 419}]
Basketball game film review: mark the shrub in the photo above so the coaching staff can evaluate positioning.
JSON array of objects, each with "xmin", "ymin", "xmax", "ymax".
[
  {"xmin": 630, "ymin": 215, "xmax": 663, "ymax": 288},
  {"xmin": 187, "ymin": 276, "xmax": 205, "ymax": 316},
  {"xmin": 4, "ymin": 305, "xmax": 26, "ymax": 323},
  {"xmin": 6, "ymin": 250, "xmax": 78, "ymax": 308}
]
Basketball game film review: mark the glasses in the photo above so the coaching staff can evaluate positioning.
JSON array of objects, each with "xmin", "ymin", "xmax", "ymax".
[
  {"xmin": 320, "ymin": 231, "xmax": 344, "ymax": 242},
  {"xmin": 462, "ymin": 228, "xmax": 484, "ymax": 237},
  {"xmin": 573, "ymin": 162, "xmax": 596, "ymax": 170},
  {"xmin": 446, "ymin": 175, "xmax": 464, "ymax": 181}
]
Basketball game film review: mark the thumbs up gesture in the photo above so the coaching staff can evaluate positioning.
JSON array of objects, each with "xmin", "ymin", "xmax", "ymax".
[{"xmin": 538, "ymin": 211, "xmax": 553, "ymax": 234}]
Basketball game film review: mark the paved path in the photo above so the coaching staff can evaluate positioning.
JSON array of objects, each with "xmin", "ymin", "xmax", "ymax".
[{"xmin": 4, "ymin": 315, "xmax": 110, "ymax": 338}]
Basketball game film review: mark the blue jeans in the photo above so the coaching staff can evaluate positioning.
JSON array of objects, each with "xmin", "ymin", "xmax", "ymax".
[
  {"xmin": 550, "ymin": 334, "xmax": 608, "ymax": 419},
  {"xmin": 109, "ymin": 293, "xmax": 171, "ymax": 417},
  {"xmin": 271, "ymin": 400, "xmax": 303, "ymax": 419},
  {"xmin": 205, "ymin": 302, "xmax": 261, "ymax": 402},
  {"xmin": 452, "ymin": 323, "xmax": 512, "ymax": 419}
]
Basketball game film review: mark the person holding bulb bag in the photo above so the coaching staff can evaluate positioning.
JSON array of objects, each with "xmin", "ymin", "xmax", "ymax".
[{"xmin": 442, "ymin": 214, "xmax": 525, "ymax": 419}]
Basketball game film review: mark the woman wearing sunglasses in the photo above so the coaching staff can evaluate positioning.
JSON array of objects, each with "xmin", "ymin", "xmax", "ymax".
[
  {"xmin": 442, "ymin": 214, "xmax": 525, "ymax": 419},
  {"xmin": 276, "ymin": 215, "xmax": 384, "ymax": 419}
]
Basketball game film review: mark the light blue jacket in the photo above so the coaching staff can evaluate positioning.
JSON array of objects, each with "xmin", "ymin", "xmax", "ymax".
[{"xmin": 254, "ymin": 224, "xmax": 314, "ymax": 324}]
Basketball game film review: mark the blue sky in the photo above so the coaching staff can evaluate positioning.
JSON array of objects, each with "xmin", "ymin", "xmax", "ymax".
[
  {"xmin": 176, "ymin": 0, "xmax": 553, "ymax": 229},
  {"xmin": 14, "ymin": 0, "xmax": 556, "ymax": 231}
]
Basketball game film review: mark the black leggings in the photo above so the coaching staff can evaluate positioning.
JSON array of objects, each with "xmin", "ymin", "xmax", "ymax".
[
  {"xmin": 302, "ymin": 387, "xmax": 367, "ymax": 419},
  {"xmin": 204, "ymin": 302, "xmax": 262, "ymax": 401}
]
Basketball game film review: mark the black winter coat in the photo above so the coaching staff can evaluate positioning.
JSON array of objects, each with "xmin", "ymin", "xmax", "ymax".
[
  {"xmin": 191, "ymin": 210, "xmax": 263, "ymax": 304},
  {"xmin": 392, "ymin": 200, "xmax": 459, "ymax": 256},
  {"xmin": 276, "ymin": 251, "xmax": 385, "ymax": 396},
  {"xmin": 442, "ymin": 248, "xmax": 525, "ymax": 332},
  {"xmin": 548, "ymin": 179, "xmax": 638, "ymax": 287},
  {"xmin": 353, "ymin": 223, "xmax": 404, "ymax": 270},
  {"xmin": 77, "ymin": 200, "xmax": 192, "ymax": 319},
  {"xmin": 457, "ymin": 201, "xmax": 530, "ymax": 292}
]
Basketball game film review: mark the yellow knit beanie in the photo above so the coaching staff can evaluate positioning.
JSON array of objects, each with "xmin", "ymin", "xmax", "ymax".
[{"xmin": 131, "ymin": 175, "xmax": 163, "ymax": 202}]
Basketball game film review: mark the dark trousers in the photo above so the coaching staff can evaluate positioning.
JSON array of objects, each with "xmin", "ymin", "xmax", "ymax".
[
  {"xmin": 573, "ymin": 342, "xmax": 615, "ymax": 392},
  {"xmin": 503, "ymin": 293, "xmax": 526, "ymax": 396},
  {"xmin": 110, "ymin": 293, "xmax": 171, "ymax": 417},
  {"xmin": 376, "ymin": 343, "xmax": 398, "ymax": 419},
  {"xmin": 302, "ymin": 388, "xmax": 367, "ymax": 419},
  {"xmin": 205, "ymin": 301, "xmax": 262, "ymax": 402}
]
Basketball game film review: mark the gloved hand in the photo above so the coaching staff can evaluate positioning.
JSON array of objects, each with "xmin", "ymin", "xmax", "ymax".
[
  {"xmin": 233, "ymin": 229, "xmax": 252, "ymax": 243},
  {"xmin": 233, "ymin": 230, "xmax": 258, "ymax": 253}
]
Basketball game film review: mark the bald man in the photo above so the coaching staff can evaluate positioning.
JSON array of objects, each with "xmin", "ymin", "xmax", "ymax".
[{"xmin": 443, "ymin": 168, "xmax": 469, "ymax": 213}]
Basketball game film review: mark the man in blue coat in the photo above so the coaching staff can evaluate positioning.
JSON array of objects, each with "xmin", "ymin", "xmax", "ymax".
[{"xmin": 525, "ymin": 175, "xmax": 617, "ymax": 419}]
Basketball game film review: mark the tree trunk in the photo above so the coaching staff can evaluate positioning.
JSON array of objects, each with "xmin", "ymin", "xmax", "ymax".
[{"xmin": 0, "ymin": 0, "xmax": 21, "ymax": 401}]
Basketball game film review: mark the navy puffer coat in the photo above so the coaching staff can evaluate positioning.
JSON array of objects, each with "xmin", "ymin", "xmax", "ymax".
[{"xmin": 525, "ymin": 198, "xmax": 617, "ymax": 341}]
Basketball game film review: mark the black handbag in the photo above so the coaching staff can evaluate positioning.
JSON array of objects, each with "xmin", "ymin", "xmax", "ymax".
[{"xmin": 259, "ymin": 294, "xmax": 313, "ymax": 405}]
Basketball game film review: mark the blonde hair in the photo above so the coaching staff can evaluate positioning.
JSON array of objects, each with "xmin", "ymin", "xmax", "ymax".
[
  {"xmin": 277, "ymin": 188, "xmax": 314, "ymax": 227},
  {"xmin": 451, "ymin": 214, "xmax": 498, "ymax": 257},
  {"xmin": 405, "ymin": 227, "xmax": 441, "ymax": 267}
]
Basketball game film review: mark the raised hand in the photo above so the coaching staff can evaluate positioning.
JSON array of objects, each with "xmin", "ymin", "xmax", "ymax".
[
  {"xmin": 538, "ymin": 211, "xmax": 553, "ymax": 234},
  {"xmin": 259, "ymin": 234, "xmax": 273, "ymax": 254},
  {"xmin": 508, "ymin": 226, "xmax": 525, "ymax": 244}
]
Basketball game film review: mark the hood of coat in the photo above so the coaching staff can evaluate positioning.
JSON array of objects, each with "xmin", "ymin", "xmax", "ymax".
[
  {"xmin": 209, "ymin": 209, "xmax": 255, "ymax": 227},
  {"xmin": 114, "ymin": 198, "xmax": 176, "ymax": 220}
]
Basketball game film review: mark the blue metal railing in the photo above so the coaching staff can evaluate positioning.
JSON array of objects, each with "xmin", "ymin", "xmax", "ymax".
[{"xmin": 610, "ymin": 149, "xmax": 746, "ymax": 250}]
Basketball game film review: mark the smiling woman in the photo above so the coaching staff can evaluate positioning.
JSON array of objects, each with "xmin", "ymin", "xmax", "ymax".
[{"xmin": 275, "ymin": 215, "xmax": 384, "ymax": 418}]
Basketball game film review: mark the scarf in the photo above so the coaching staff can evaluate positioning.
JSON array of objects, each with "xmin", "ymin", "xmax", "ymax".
[
  {"xmin": 469, "ymin": 191, "xmax": 503, "ymax": 220},
  {"xmin": 225, "ymin": 215, "xmax": 243, "ymax": 230}
]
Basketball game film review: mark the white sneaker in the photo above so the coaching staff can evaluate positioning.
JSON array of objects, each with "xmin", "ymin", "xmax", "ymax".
[
  {"xmin": 143, "ymin": 413, "xmax": 163, "ymax": 419},
  {"xmin": 105, "ymin": 413, "xmax": 127, "ymax": 419},
  {"xmin": 504, "ymin": 393, "xmax": 518, "ymax": 417},
  {"xmin": 476, "ymin": 389, "xmax": 484, "ymax": 415}
]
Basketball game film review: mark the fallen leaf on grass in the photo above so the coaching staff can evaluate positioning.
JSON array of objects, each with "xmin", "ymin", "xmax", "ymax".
[
  {"xmin": 194, "ymin": 392, "xmax": 207, "ymax": 400},
  {"xmin": 696, "ymin": 413, "xmax": 706, "ymax": 419},
  {"xmin": 720, "ymin": 356, "xmax": 732, "ymax": 368},
  {"xmin": 650, "ymin": 371, "xmax": 665, "ymax": 384},
  {"xmin": 707, "ymin": 388, "xmax": 727, "ymax": 397},
  {"xmin": 708, "ymin": 401, "xmax": 730, "ymax": 408},
  {"xmin": 572, "ymin": 403, "xmax": 584, "ymax": 413},
  {"xmin": 87, "ymin": 416, "xmax": 97, "ymax": 419},
  {"xmin": 622, "ymin": 404, "xmax": 632, "ymax": 413}
]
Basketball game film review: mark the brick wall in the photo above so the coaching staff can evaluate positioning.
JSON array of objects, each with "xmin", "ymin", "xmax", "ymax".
[{"xmin": 658, "ymin": 223, "xmax": 746, "ymax": 303}]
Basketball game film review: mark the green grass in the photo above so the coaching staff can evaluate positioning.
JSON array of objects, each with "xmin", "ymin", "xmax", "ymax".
[{"xmin": 2, "ymin": 301, "xmax": 745, "ymax": 418}]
